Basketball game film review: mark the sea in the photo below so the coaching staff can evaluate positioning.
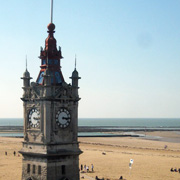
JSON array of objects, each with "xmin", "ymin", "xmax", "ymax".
[{"xmin": 0, "ymin": 118, "xmax": 179, "ymax": 137}]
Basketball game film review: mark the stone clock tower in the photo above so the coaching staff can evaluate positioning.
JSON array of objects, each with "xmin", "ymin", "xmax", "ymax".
[{"xmin": 20, "ymin": 19, "xmax": 82, "ymax": 180}]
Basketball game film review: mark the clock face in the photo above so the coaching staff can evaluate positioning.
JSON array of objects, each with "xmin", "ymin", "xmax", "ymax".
[
  {"xmin": 28, "ymin": 108, "xmax": 40, "ymax": 128},
  {"xmin": 56, "ymin": 108, "xmax": 71, "ymax": 128}
]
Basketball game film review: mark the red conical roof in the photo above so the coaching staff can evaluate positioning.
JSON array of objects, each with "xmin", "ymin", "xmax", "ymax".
[{"xmin": 36, "ymin": 23, "xmax": 64, "ymax": 85}]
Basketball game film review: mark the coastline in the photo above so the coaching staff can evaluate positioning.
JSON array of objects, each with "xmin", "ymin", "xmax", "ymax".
[
  {"xmin": 0, "ymin": 126, "xmax": 180, "ymax": 143},
  {"xmin": 1, "ymin": 125, "xmax": 179, "ymax": 131}
]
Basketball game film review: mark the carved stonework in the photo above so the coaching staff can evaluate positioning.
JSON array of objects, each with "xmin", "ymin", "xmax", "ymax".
[
  {"xmin": 41, "ymin": 166, "xmax": 47, "ymax": 180},
  {"xmin": 27, "ymin": 103, "xmax": 40, "ymax": 109},
  {"xmin": 32, "ymin": 87, "xmax": 40, "ymax": 98},
  {"xmin": 40, "ymin": 133, "xmax": 44, "ymax": 142},
  {"xmin": 24, "ymin": 133, "xmax": 29, "ymax": 142},
  {"xmin": 27, "ymin": 131, "xmax": 42, "ymax": 142}
]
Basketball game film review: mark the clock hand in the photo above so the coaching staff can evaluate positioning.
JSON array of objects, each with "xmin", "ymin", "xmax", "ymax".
[
  {"xmin": 33, "ymin": 117, "xmax": 40, "ymax": 120},
  {"xmin": 62, "ymin": 117, "xmax": 70, "ymax": 120}
]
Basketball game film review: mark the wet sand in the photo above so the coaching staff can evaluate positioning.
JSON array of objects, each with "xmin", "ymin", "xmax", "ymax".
[{"xmin": 0, "ymin": 131, "xmax": 179, "ymax": 180}]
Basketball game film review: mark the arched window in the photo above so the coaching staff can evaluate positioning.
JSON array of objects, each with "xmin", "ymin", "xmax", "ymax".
[{"xmin": 27, "ymin": 164, "xmax": 30, "ymax": 173}]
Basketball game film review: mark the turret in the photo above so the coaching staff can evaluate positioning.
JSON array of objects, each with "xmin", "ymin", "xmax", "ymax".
[
  {"xmin": 21, "ymin": 59, "xmax": 32, "ymax": 87},
  {"xmin": 70, "ymin": 58, "xmax": 81, "ymax": 97},
  {"xmin": 71, "ymin": 68, "xmax": 80, "ymax": 88}
]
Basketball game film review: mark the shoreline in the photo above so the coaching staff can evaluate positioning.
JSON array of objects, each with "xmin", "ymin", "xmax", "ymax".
[
  {"xmin": 0, "ymin": 126, "xmax": 179, "ymax": 144},
  {"xmin": 0, "ymin": 125, "xmax": 180, "ymax": 131},
  {"xmin": 0, "ymin": 130, "xmax": 179, "ymax": 143}
]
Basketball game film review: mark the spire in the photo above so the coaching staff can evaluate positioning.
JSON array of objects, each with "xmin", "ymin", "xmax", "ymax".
[
  {"xmin": 45, "ymin": 23, "xmax": 56, "ymax": 55},
  {"xmin": 51, "ymin": 0, "xmax": 53, "ymax": 23},
  {"xmin": 39, "ymin": 0, "xmax": 62, "ymax": 60},
  {"xmin": 75, "ymin": 54, "xmax": 77, "ymax": 70},
  {"xmin": 23, "ymin": 55, "xmax": 30, "ymax": 78},
  {"xmin": 26, "ymin": 55, "xmax": 27, "ymax": 71},
  {"xmin": 71, "ymin": 55, "xmax": 80, "ymax": 79},
  {"xmin": 21, "ymin": 55, "xmax": 32, "ymax": 88},
  {"xmin": 70, "ymin": 56, "xmax": 81, "ymax": 91},
  {"xmin": 36, "ymin": 0, "xmax": 64, "ymax": 85}
]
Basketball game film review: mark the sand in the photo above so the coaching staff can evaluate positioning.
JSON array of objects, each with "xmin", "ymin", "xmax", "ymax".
[{"xmin": 0, "ymin": 131, "xmax": 179, "ymax": 180}]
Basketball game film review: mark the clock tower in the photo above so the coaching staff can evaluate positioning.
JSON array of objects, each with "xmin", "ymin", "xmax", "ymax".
[{"xmin": 20, "ymin": 12, "xmax": 82, "ymax": 180}]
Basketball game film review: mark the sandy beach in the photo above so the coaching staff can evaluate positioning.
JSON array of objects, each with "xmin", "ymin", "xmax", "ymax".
[{"xmin": 0, "ymin": 131, "xmax": 179, "ymax": 180}]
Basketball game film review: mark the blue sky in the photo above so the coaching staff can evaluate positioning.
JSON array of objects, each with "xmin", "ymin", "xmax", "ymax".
[{"xmin": 0, "ymin": 0, "xmax": 180, "ymax": 118}]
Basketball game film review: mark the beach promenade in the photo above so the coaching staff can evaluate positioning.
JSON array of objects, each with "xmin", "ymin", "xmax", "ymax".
[{"xmin": 0, "ymin": 131, "xmax": 179, "ymax": 180}]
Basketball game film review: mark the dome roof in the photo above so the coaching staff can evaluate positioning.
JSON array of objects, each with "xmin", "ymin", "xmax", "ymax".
[
  {"xmin": 23, "ymin": 69, "xmax": 30, "ymax": 78},
  {"xmin": 72, "ymin": 69, "xmax": 79, "ymax": 78}
]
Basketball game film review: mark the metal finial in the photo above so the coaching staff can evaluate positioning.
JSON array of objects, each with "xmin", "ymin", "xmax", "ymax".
[
  {"xmin": 51, "ymin": 0, "xmax": 53, "ymax": 23},
  {"xmin": 75, "ymin": 54, "xmax": 77, "ymax": 70},
  {"xmin": 26, "ymin": 55, "xmax": 27, "ymax": 71}
]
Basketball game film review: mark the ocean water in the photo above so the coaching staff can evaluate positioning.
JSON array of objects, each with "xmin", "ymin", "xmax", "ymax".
[
  {"xmin": 0, "ymin": 118, "xmax": 179, "ymax": 138},
  {"xmin": 0, "ymin": 118, "xmax": 179, "ymax": 128},
  {"xmin": 79, "ymin": 118, "xmax": 180, "ymax": 127}
]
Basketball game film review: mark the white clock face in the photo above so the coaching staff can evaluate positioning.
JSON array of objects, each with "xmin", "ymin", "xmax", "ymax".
[
  {"xmin": 56, "ymin": 108, "xmax": 71, "ymax": 128},
  {"xmin": 28, "ymin": 108, "xmax": 40, "ymax": 128}
]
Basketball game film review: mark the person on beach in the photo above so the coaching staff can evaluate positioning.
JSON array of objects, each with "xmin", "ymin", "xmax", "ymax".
[
  {"xmin": 13, "ymin": 151, "xmax": 16, "ymax": 156},
  {"xmin": 86, "ymin": 166, "xmax": 89, "ymax": 172},
  {"xmin": 5, "ymin": 151, "xmax": 7, "ymax": 155},
  {"xmin": 81, "ymin": 164, "xmax": 83, "ymax": 171},
  {"xmin": 84, "ymin": 165, "xmax": 86, "ymax": 172},
  {"xmin": 91, "ymin": 164, "xmax": 94, "ymax": 171},
  {"xmin": 170, "ymin": 168, "xmax": 174, "ymax": 172}
]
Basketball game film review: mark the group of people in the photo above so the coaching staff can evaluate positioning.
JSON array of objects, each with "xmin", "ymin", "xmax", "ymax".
[
  {"xmin": 5, "ymin": 151, "xmax": 20, "ymax": 156},
  {"xmin": 80, "ymin": 164, "xmax": 126, "ymax": 180},
  {"xmin": 170, "ymin": 168, "xmax": 180, "ymax": 173},
  {"xmin": 80, "ymin": 164, "xmax": 94, "ymax": 173}
]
